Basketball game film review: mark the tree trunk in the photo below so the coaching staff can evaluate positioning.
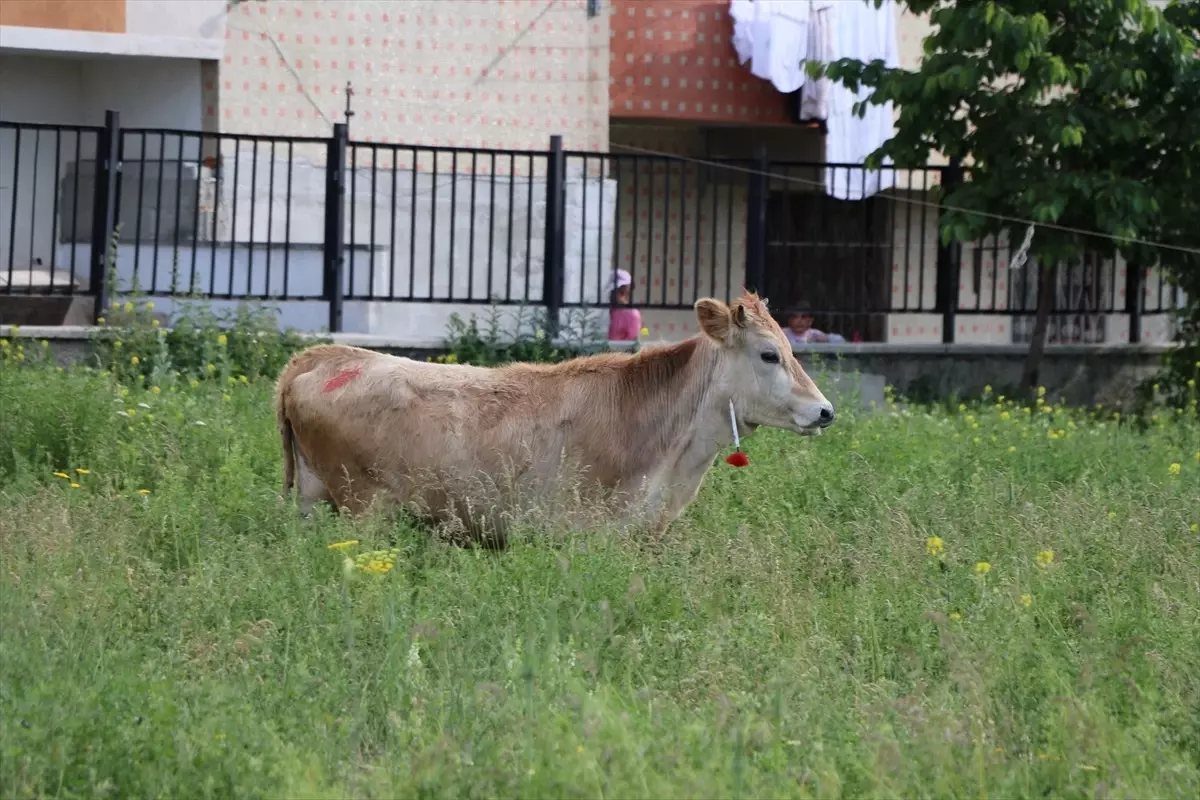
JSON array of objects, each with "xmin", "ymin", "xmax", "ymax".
[{"xmin": 1020, "ymin": 261, "xmax": 1056, "ymax": 393}]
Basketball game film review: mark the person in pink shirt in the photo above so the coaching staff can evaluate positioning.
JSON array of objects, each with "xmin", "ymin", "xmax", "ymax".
[
  {"xmin": 782, "ymin": 304, "xmax": 845, "ymax": 345},
  {"xmin": 607, "ymin": 269, "xmax": 643, "ymax": 341}
]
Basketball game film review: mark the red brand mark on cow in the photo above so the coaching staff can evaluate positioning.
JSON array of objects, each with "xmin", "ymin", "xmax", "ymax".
[{"xmin": 322, "ymin": 366, "xmax": 362, "ymax": 393}]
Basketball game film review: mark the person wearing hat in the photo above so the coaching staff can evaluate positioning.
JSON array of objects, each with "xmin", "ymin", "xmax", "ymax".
[{"xmin": 607, "ymin": 269, "xmax": 643, "ymax": 341}]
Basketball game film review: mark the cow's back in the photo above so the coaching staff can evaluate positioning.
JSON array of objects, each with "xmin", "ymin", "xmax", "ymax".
[{"xmin": 277, "ymin": 345, "xmax": 606, "ymax": 527}]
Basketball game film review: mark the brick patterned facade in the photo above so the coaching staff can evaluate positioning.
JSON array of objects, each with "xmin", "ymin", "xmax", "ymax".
[{"xmin": 214, "ymin": 0, "xmax": 609, "ymax": 154}]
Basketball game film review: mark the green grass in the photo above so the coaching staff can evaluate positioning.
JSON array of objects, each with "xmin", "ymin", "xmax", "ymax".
[{"xmin": 1, "ymin": 358, "xmax": 1199, "ymax": 799}]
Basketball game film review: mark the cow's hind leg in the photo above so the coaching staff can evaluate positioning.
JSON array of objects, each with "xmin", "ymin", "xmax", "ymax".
[{"xmin": 296, "ymin": 451, "xmax": 333, "ymax": 516}]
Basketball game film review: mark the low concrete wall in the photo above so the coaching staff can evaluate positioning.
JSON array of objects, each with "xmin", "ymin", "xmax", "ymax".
[
  {"xmin": 4, "ymin": 327, "xmax": 1172, "ymax": 410},
  {"xmin": 791, "ymin": 342, "xmax": 1170, "ymax": 407}
]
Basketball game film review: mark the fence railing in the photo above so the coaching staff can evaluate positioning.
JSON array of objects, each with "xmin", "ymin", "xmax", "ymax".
[{"xmin": 0, "ymin": 111, "xmax": 1186, "ymax": 343}]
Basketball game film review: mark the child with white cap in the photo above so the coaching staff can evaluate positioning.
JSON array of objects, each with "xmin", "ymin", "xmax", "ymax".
[{"xmin": 607, "ymin": 269, "xmax": 643, "ymax": 341}]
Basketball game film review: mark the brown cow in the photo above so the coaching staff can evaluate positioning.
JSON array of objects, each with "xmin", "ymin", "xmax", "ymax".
[{"xmin": 275, "ymin": 292, "xmax": 834, "ymax": 544}]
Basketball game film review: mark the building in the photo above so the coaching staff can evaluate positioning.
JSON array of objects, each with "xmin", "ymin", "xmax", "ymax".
[{"xmin": 0, "ymin": 0, "xmax": 1179, "ymax": 343}]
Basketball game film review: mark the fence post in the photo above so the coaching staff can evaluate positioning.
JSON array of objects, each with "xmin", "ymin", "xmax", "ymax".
[
  {"xmin": 744, "ymin": 146, "xmax": 769, "ymax": 295},
  {"xmin": 542, "ymin": 134, "xmax": 566, "ymax": 335},
  {"xmin": 1126, "ymin": 261, "xmax": 1144, "ymax": 344},
  {"xmin": 935, "ymin": 157, "xmax": 963, "ymax": 344},
  {"xmin": 323, "ymin": 122, "xmax": 348, "ymax": 334},
  {"xmin": 89, "ymin": 110, "xmax": 121, "ymax": 323}
]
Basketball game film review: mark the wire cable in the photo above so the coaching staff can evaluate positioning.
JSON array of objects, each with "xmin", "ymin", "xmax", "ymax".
[{"xmin": 609, "ymin": 141, "xmax": 1200, "ymax": 258}]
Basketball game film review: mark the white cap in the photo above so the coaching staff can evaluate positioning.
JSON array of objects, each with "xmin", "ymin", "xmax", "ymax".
[{"xmin": 609, "ymin": 269, "xmax": 632, "ymax": 292}]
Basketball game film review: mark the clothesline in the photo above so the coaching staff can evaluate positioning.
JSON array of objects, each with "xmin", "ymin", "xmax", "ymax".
[{"xmin": 609, "ymin": 140, "xmax": 1200, "ymax": 259}]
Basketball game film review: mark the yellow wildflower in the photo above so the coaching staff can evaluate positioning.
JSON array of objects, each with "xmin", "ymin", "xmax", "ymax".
[
  {"xmin": 111, "ymin": 300, "xmax": 120, "ymax": 310},
  {"xmin": 152, "ymin": 319, "xmax": 160, "ymax": 328},
  {"xmin": 75, "ymin": 468, "xmax": 89, "ymax": 475},
  {"xmin": 1036, "ymin": 550, "xmax": 1055, "ymax": 568},
  {"xmin": 640, "ymin": 326, "xmax": 650, "ymax": 337},
  {"xmin": 0, "ymin": 340, "xmax": 8, "ymax": 349},
  {"xmin": 949, "ymin": 612, "xmax": 962, "ymax": 622},
  {"xmin": 206, "ymin": 363, "xmax": 216, "ymax": 373},
  {"xmin": 130, "ymin": 355, "xmax": 140, "ymax": 366},
  {"xmin": 925, "ymin": 536, "xmax": 945, "ymax": 557},
  {"xmin": 1168, "ymin": 463, "xmax": 1181, "ymax": 476},
  {"xmin": 53, "ymin": 471, "xmax": 70, "ymax": 480},
  {"xmin": 1020, "ymin": 594, "xmax": 1033, "ymax": 608},
  {"xmin": 151, "ymin": 386, "xmax": 161, "ymax": 394},
  {"xmin": 1000, "ymin": 411, "xmax": 1010, "ymax": 421},
  {"xmin": 97, "ymin": 317, "xmax": 106, "ymax": 325},
  {"xmin": 145, "ymin": 302, "xmax": 155, "ymax": 311},
  {"xmin": 217, "ymin": 334, "xmax": 228, "ymax": 347},
  {"xmin": 69, "ymin": 482, "xmax": 81, "ymax": 489},
  {"xmin": 123, "ymin": 301, "xmax": 134, "ymax": 313},
  {"xmin": 191, "ymin": 379, "xmax": 200, "ymax": 388},
  {"xmin": 137, "ymin": 489, "xmax": 150, "ymax": 495},
  {"xmin": 1191, "ymin": 523, "xmax": 1198, "ymax": 534},
  {"xmin": 238, "ymin": 375, "xmax": 248, "ymax": 384},
  {"xmin": 327, "ymin": 540, "xmax": 359, "ymax": 551},
  {"xmin": 974, "ymin": 561, "xmax": 991, "ymax": 576}
]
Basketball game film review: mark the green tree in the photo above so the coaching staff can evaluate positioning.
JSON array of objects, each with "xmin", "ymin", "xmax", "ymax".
[{"xmin": 821, "ymin": 0, "xmax": 1200, "ymax": 394}]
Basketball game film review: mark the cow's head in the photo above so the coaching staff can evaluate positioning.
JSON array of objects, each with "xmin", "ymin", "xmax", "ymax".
[{"xmin": 695, "ymin": 292, "xmax": 835, "ymax": 436}]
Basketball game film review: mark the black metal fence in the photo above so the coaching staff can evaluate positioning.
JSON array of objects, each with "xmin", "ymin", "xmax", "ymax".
[{"xmin": 1, "ymin": 111, "xmax": 1185, "ymax": 342}]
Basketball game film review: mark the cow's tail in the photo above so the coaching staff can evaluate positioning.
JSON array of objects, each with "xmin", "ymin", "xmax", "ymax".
[{"xmin": 275, "ymin": 362, "xmax": 298, "ymax": 499}]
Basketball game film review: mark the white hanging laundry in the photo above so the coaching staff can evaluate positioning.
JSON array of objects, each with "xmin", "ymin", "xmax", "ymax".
[
  {"xmin": 798, "ymin": 0, "xmax": 835, "ymax": 123},
  {"xmin": 747, "ymin": 1, "xmax": 773, "ymax": 81},
  {"xmin": 762, "ymin": 1, "xmax": 811, "ymax": 94},
  {"xmin": 823, "ymin": 0, "xmax": 899, "ymax": 201},
  {"xmin": 733, "ymin": 1, "xmax": 811, "ymax": 94},
  {"xmin": 730, "ymin": 0, "xmax": 756, "ymax": 65}
]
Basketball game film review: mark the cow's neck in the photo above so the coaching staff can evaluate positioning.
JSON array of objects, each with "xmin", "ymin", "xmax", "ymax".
[{"xmin": 620, "ymin": 336, "xmax": 735, "ymax": 473}]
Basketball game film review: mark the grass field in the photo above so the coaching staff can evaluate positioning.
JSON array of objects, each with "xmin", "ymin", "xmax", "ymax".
[{"xmin": 2, "ymin": 350, "xmax": 1199, "ymax": 798}]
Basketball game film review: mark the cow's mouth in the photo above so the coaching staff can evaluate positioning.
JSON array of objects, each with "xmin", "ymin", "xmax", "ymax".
[{"xmin": 798, "ymin": 424, "xmax": 824, "ymax": 436}]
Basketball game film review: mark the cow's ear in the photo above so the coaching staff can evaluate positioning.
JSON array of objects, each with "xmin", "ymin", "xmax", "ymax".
[
  {"xmin": 694, "ymin": 298, "xmax": 733, "ymax": 342},
  {"xmin": 732, "ymin": 303, "xmax": 748, "ymax": 328}
]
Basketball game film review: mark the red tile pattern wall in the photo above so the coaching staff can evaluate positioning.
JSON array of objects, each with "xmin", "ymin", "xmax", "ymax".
[{"xmin": 609, "ymin": 0, "xmax": 790, "ymax": 124}]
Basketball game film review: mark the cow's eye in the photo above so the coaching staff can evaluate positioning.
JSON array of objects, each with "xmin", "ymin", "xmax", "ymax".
[{"xmin": 760, "ymin": 351, "xmax": 781, "ymax": 365}]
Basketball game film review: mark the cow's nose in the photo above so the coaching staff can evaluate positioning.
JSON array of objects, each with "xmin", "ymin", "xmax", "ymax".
[{"xmin": 818, "ymin": 406, "xmax": 836, "ymax": 427}]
